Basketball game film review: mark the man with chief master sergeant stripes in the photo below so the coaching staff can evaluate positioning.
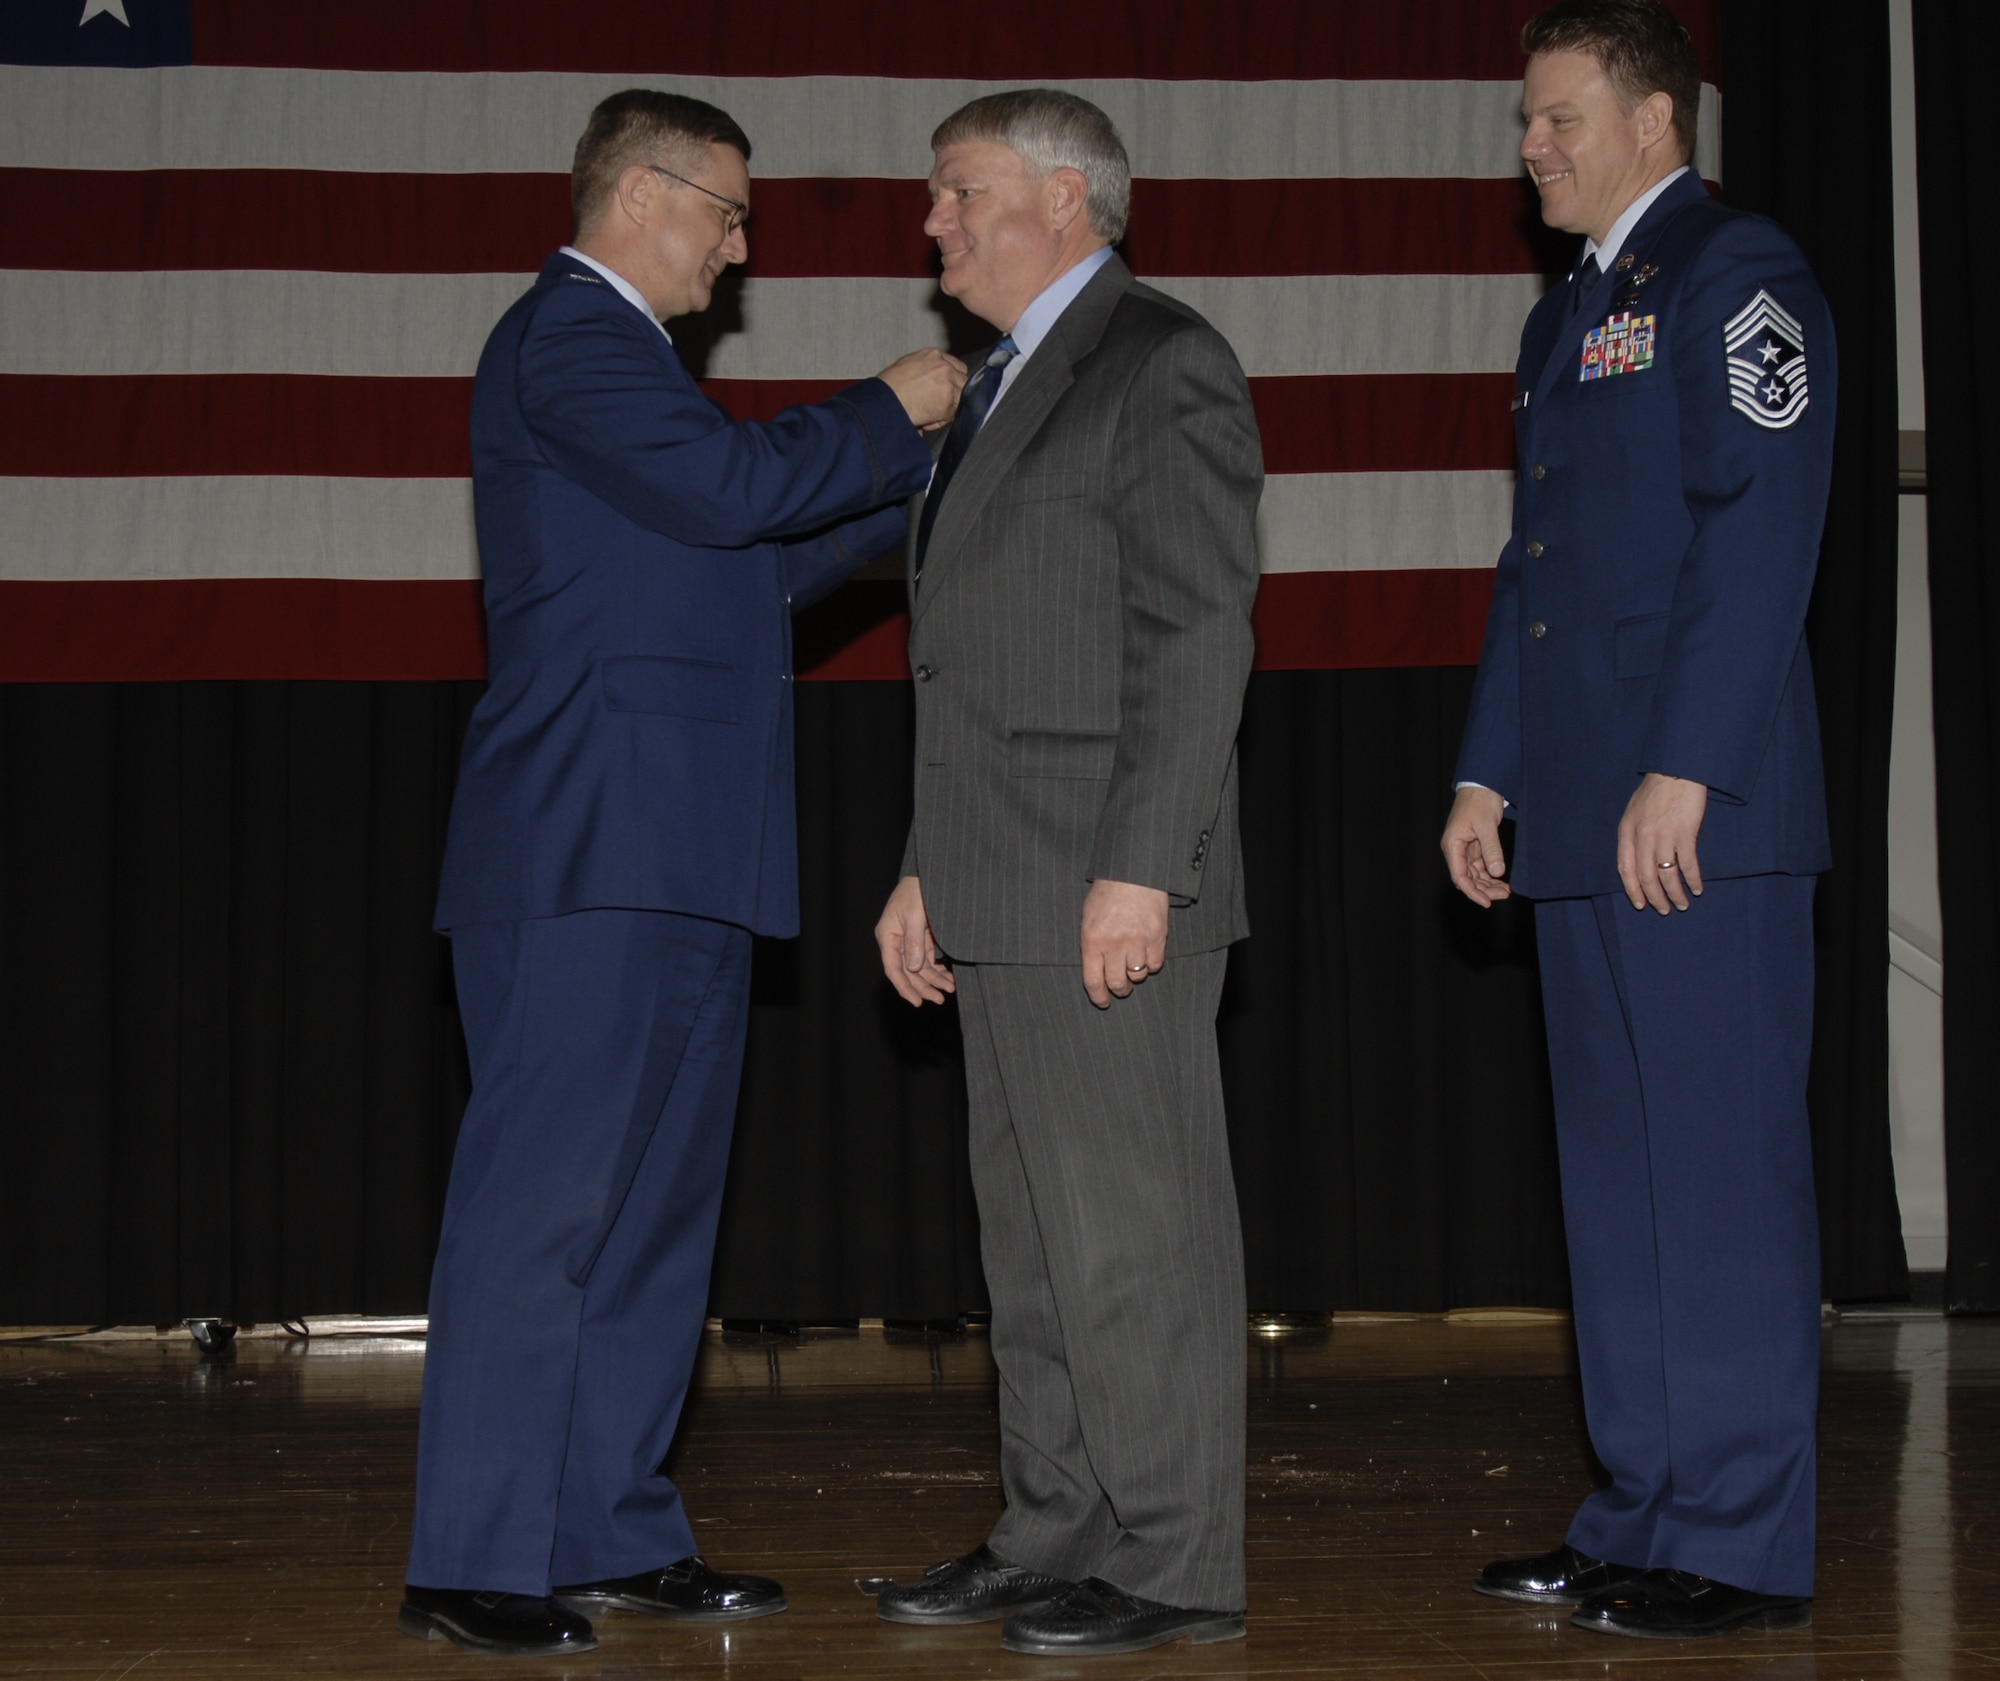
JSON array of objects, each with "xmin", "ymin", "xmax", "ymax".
[{"xmin": 1443, "ymin": 0, "xmax": 1836, "ymax": 1643}]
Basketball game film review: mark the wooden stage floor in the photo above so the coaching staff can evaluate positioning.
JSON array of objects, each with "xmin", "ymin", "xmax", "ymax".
[{"xmin": 1, "ymin": 1312, "xmax": 1993, "ymax": 1679}]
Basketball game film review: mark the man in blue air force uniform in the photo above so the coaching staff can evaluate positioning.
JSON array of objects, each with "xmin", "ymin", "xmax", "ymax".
[
  {"xmin": 400, "ymin": 90, "xmax": 963, "ymax": 1657},
  {"xmin": 1442, "ymin": 0, "xmax": 1835, "ymax": 1642}
]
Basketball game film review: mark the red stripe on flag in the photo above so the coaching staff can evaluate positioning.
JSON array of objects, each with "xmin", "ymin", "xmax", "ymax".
[
  {"xmin": 190, "ymin": 0, "xmax": 1722, "ymax": 83},
  {"xmin": 0, "ymin": 571, "xmax": 1492, "ymax": 683},
  {"xmin": 1252, "ymin": 374, "xmax": 1515, "ymax": 474},
  {"xmin": 8, "ymin": 172, "xmax": 1560, "ymax": 280},
  {"xmin": 0, "ymin": 374, "xmax": 476, "ymax": 477},
  {"xmin": 0, "ymin": 580, "xmax": 489, "ymax": 682},
  {"xmin": 2, "ymin": 169, "xmax": 574, "ymax": 275},
  {"xmin": 1248, "ymin": 567, "xmax": 1494, "ymax": 670},
  {"xmin": 2, "ymin": 373, "xmax": 1516, "ymax": 477},
  {"xmin": 760, "ymin": 573, "xmax": 1500, "ymax": 678},
  {"xmin": 1126, "ymin": 179, "xmax": 1559, "ymax": 278},
  {"xmin": 700, "ymin": 378, "xmax": 853, "ymax": 424}
]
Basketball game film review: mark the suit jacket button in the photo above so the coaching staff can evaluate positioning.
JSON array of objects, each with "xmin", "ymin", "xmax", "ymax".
[
  {"xmin": 1529, "ymin": 620, "xmax": 1548, "ymax": 639},
  {"xmin": 1526, "ymin": 539, "xmax": 1545, "ymax": 558},
  {"xmin": 915, "ymin": 664, "xmax": 935, "ymax": 681},
  {"xmin": 1532, "ymin": 463, "xmax": 1548, "ymax": 481}
]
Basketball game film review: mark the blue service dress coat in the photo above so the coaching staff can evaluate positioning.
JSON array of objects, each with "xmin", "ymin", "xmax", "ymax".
[
  {"xmin": 407, "ymin": 251, "xmax": 932, "ymax": 1596},
  {"xmin": 1452, "ymin": 168, "xmax": 1838, "ymax": 1599},
  {"xmin": 435, "ymin": 250, "xmax": 931, "ymax": 938},
  {"xmin": 1455, "ymin": 168, "xmax": 1834, "ymax": 892}
]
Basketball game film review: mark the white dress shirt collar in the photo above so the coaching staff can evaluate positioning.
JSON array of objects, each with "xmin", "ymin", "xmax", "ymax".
[
  {"xmin": 559, "ymin": 245, "xmax": 671, "ymax": 342},
  {"xmin": 1581, "ymin": 164, "xmax": 1691, "ymax": 278}
]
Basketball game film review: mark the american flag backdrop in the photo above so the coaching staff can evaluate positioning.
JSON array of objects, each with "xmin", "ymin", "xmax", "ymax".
[{"xmin": 0, "ymin": 0, "xmax": 1721, "ymax": 684}]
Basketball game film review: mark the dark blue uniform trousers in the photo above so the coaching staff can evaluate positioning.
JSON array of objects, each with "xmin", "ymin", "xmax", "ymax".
[
  {"xmin": 406, "ymin": 907, "xmax": 752, "ymax": 1594},
  {"xmin": 1534, "ymin": 873, "xmax": 1820, "ymax": 1599}
]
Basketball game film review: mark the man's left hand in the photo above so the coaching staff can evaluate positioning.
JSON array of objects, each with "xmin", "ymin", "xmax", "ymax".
[
  {"xmin": 1080, "ymin": 879, "xmax": 1169, "ymax": 1009},
  {"xmin": 1617, "ymin": 772, "xmax": 1709, "ymax": 914}
]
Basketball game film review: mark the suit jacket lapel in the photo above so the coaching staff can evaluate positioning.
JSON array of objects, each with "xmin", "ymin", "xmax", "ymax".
[
  {"xmin": 909, "ymin": 255, "xmax": 1134, "ymax": 628},
  {"xmin": 904, "ymin": 429, "xmax": 948, "ymax": 615},
  {"xmin": 1527, "ymin": 169, "xmax": 1709, "ymax": 416}
]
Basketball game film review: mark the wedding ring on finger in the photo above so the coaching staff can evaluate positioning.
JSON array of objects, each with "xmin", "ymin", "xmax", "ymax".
[{"xmin": 1127, "ymin": 964, "xmax": 1148, "ymax": 976}]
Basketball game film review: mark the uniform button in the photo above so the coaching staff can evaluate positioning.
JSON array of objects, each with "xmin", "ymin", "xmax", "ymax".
[
  {"xmin": 1526, "ymin": 539, "xmax": 1545, "ymax": 558},
  {"xmin": 1532, "ymin": 463, "xmax": 1548, "ymax": 481},
  {"xmin": 915, "ymin": 664, "xmax": 935, "ymax": 682},
  {"xmin": 1529, "ymin": 621, "xmax": 1548, "ymax": 639}
]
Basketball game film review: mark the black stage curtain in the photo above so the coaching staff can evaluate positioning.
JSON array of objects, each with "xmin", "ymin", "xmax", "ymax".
[
  {"xmin": 0, "ymin": 8, "xmax": 1912, "ymax": 1324},
  {"xmin": 0, "ymin": 683, "xmax": 478, "ymax": 1324},
  {"xmin": 1912, "ymin": 3, "xmax": 2000, "ymax": 1313},
  {"xmin": 0, "ymin": 674, "xmax": 1570, "ymax": 1325},
  {"xmin": 1722, "ymin": 1, "xmax": 1907, "ymax": 1300}
]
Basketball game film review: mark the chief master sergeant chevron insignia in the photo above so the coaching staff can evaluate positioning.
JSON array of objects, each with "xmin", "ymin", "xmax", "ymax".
[{"xmin": 1724, "ymin": 289, "xmax": 1809, "ymax": 429}]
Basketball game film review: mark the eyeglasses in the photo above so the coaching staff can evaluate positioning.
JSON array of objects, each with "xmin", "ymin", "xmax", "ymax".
[{"xmin": 647, "ymin": 164, "xmax": 749, "ymax": 235}]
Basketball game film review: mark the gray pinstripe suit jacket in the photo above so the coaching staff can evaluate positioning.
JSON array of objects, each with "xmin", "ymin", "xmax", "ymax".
[{"xmin": 900, "ymin": 254, "xmax": 1264, "ymax": 965}]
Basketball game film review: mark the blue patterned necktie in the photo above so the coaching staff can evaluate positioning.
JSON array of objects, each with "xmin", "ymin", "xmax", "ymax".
[{"xmin": 916, "ymin": 334, "xmax": 1019, "ymax": 574}]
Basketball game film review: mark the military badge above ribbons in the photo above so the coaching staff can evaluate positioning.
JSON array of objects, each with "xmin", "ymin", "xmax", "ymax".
[{"xmin": 1724, "ymin": 290, "xmax": 1809, "ymax": 429}]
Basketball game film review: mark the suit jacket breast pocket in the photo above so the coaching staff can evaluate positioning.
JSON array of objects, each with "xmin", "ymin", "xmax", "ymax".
[
  {"xmin": 600, "ymin": 655, "xmax": 740, "ymax": 723},
  {"xmin": 993, "ymin": 472, "xmax": 1087, "ymax": 507},
  {"xmin": 1007, "ymin": 728, "xmax": 1116, "ymax": 779},
  {"xmin": 1613, "ymin": 612, "xmax": 1671, "ymax": 679}
]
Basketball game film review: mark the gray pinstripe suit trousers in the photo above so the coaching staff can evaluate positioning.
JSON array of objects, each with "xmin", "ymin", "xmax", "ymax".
[{"xmin": 957, "ymin": 952, "xmax": 1246, "ymax": 1610}]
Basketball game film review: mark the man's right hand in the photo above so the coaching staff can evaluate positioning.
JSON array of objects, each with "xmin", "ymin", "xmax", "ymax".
[
  {"xmin": 1441, "ymin": 785, "xmax": 1512, "ymax": 908},
  {"xmin": 879, "ymin": 348, "xmax": 967, "ymax": 432},
  {"xmin": 876, "ymin": 874, "xmax": 956, "ymax": 1005}
]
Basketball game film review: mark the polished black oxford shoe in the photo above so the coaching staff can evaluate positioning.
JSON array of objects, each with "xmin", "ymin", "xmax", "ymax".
[
  {"xmin": 873, "ymin": 1542, "xmax": 1071, "ymax": 1625},
  {"xmin": 1572, "ymin": 1568, "xmax": 1811, "ymax": 1638},
  {"xmin": 1000, "ymin": 1577, "xmax": 1246, "ymax": 1655},
  {"xmin": 557, "ymin": 1554, "xmax": 787, "ymax": 1620},
  {"xmin": 1475, "ymin": 1541, "xmax": 1644, "ymax": 1605},
  {"xmin": 398, "ymin": 1585, "xmax": 597, "ymax": 1654}
]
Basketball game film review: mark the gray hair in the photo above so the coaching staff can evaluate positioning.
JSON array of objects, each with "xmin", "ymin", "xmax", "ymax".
[{"xmin": 931, "ymin": 88, "xmax": 1131, "ymax": 244}]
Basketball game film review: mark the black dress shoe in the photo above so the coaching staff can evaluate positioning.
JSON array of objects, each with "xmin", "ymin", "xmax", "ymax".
[
  {"xmin": 398, "ymin": 1585, "xmax": 597, "ymax": 1654},
  {"xmin": 1475, "ymin": 1542, "xmax": 1643, "ymax": 1605},
  {"xmin": 556, "ymin": 1554, "xmax": 787, "ymax": 1620},
  {"xmin": 1000, "ymin": 1577, "xmax": 1246, "ymax": 1656},
  {"xmin": 873, "ymin": 1542, "xmax": 1070, "ymax": 1625},
  {"xmin": 1572, "ymin": 1568, "xmax": 1811, "ymax": 1638}
]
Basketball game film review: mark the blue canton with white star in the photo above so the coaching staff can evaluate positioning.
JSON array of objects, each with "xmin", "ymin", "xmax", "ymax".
[{"xmin": 0, "ymin": 0, "xmax": 191, "ymax": 66}]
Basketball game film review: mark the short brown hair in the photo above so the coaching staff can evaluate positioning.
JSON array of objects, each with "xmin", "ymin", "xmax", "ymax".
[
  {"xmin": 1523, "ymin": 0, "xmax": 1701, "ymax": 160},
  {"xmin": 570, "ymin": 89, "xmax": 753, "ymax": 237}
]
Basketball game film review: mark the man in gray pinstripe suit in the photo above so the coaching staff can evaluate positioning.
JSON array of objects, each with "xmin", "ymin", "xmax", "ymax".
[{"xmin": 871, "ymin": 89, "xmax": 1264, "ymax": 1658}]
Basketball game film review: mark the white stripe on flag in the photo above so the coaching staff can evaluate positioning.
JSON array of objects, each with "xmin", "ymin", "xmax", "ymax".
[
  {"xmin": 2, "ymin": 475, "xmax": 481, "ymax": 581},
  {"xmin": 1256, "ymin": 469, "xmax": 1514, "ymax": 572},
  {"xmin": 0, "ymin": 271, "xmax": 1547, "ymax": 378},
  {"xmin": 0, "ymin": 470, "xmax": 1511, "ymax": 581},
  {"xmin": 0, "ymin": 67, "xmax": 1722, "ymax": 182}
]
